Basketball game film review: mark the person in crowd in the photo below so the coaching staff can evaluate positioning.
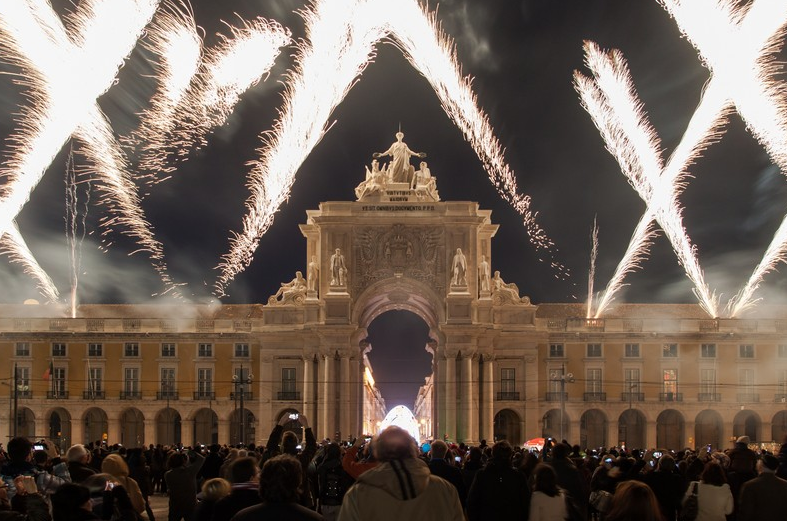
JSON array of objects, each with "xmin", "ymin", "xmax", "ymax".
[
  {"xmin": 52, "ymin": 481, "xmax": 136, "ymax": 521},
  {"xmin": 529, "ymin": 463, "xmax": 567, "ymax": 521},
  {"xmin": 467, "ymin": 440, "xmax": 530, "ymax": 521},
  {"xmin": 164, "ymin": 449, "xmax": 205, "ymax": 521},
  {"xmin": 427, "ymin": 440, "xmax": 466, "ymax": 507},
  {"xmin": 737, "ymin": 454, "xmax": 787, "ymax": 521},
  {"xmin": 193, "ymin": 478, "xmax": 230, "ymax": 521},
  {"xmin": 50, "ymin": 483, "xmax": 100, "ymax": 521},
  {"xmin": 641, "ymin": 454, "xmax": 685, "ymax": 521},
  {"xmin": 726, "ymin": 436, "xmax": 757, "ymax": 520},
  {"xmin": 548, "ymin": 442, "xmax": 587, "ymax": 520},
  {"xmin": 1, "ymin": 475, "xmax": 50, "ymax": 521},
  {"xmin": 229, "ymin": 454, "xmax": 323, "ymax": 521},
  {"xmin": 210, "ymin": 457, "xmax": 261, "ymax": 521},
  {"xmin": 605, "ymin": 480, "xmax": 663, "ymax": 521},
  {"xmin": 0, "ymin": 438, "xmax": 69, "ymax": 501},
  {"xmin": 262, "ymin": 414, "xmax": 317, "ymax": 508},
  {"xmin": 65, "ymin": 446, "xmax": 96, "ymax": 485},
  {"xmin": 460, "ymin": 447, "xmax": 484, "ymax": 493},
  {"xmin": 337, "ymin": 426, "xmax": 463, "ymax": 521},
  {"xmin": 342, "ymin": 437, "xmax": 378, "ymax": 480},
  {"xmin": 776, "ymin": 434, "xmax": 787, "ymax": 480},
  {"xmin": 316, "ymin": 443, "xmax": 353, "ymax": 521},
  {"xmin": 199, "ymin": 446, "xmax": 223, "ymax": 482},
  {"xmin": 682, "ymin": 460, "xmax": 733, "ymax": 521},
  {"xmin": 126, "ymin": 448, "xmax": 154, "ymax": 521},
  {"xmin": 100, "ymin": 454, "xmax": 145, "ymax": 515}
]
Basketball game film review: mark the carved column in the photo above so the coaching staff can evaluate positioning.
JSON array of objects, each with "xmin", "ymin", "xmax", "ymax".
[
  {"xmin": 462, "ymin": 354, "xmax": 474, "ymax": 443},
  {"xmin": 524, "ymin": 355, "xmax": 539, "ymax": 440},
  {"xmin": 483, "ymin": 355, "xmax": 495, "ymax": 442},
  {"xmin": 181, "ymin": 419, "xmax": 195, "ymax": 447},
  {"xmin": 218, "ymin": 419, "xmax": 230, "ymax": 444},
  {"xmin": 318, "ymin": 355, "xmax": 332, "ymax": 441},
  {"xmin": 259, "ymin": 356, "xmax": 273, "ymax": 432},
  {"xmin": 302, "ymin": 356, "xmax": 313, "ymax": 424},
  {"xmin": 142, "ymin": 419, "xmax": 154, "ymax": 448},
  {"xmin": 647, "ymin": 419, "xmax": 657, "ymax": 449},
  {"xmin": 71, "ymin": 417, "xmax": 84, "ymax": 446},
  {"xmin": 107, "ymin": 414, "xmax": 120, "ymax": 445},
  {"xmin": 445, "ymin": 353, "xmax": 457, "ymax": 440},
  {"xmin": 340, "ymin": 355, "xmax": 351, "ymax": 441}
]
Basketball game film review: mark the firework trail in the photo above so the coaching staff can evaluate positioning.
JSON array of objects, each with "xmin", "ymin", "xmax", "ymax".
[
  {"xmin": 65, "ymin": 146, "xmax": 91, "ymax": 318},
  {"xmin": 657, "ymin": 0, "xmax": 787, "ymax": 317},
  {"xmin": 575, "ymin": 42, "xmax": 720, "ymax": 317},
  {"xmin": 131, "ymin": 1, "xmax": 290, "ymax": 181},
  {"xmin": 0, "ymin": 223, "xmax": 60, "ymax": 303},
  {"xmin": 586, "ymin": 218, "xmax": 599, "ymax": 319},
  {"xmin": 215, "ymin": 0, "xmax": 555, "ymax": 296}
]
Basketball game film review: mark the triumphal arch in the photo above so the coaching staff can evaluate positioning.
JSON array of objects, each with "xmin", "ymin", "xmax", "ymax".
[{"xmin": 263, "ymin": 131, "xmax": 539, "ymax": 444}]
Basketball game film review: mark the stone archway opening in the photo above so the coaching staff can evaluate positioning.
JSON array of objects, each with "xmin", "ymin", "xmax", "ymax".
[
  {"xmin": 657, "ymin": 409, "xmax": 684, "ymax": 449},
  {"xmin": 733, "ymin": 410, "xmax": 761, "ymax": 443},
  {"xmin": 695, "ymin": 409, "xmax": 723, "ymax": 450},
  {"xmin": 48, "ymin": 407, "xmax": 71, "ymax": 452},
  {"xmin": 494, "ymin": 409, "xmax": 521, "ymax": 445},
  {"xmin": 83, "ymin": 408, "xmax": 107, "ymax": 445},
  {"xmin": 120, "ymin": 408, "xmax": 145, "ymax": 448}
]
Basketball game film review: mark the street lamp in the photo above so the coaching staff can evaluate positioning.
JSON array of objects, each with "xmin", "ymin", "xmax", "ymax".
[
  {"xmin": 232, "ymin": 364, "xmax": 253, "ymax": 446},
  {"xmin": 550, "ymin": 364, "xmax": 574, "ymax": 441},
  {"xmin": 12, "ymin": 364, "xmax": 29, "ymax": 438}
]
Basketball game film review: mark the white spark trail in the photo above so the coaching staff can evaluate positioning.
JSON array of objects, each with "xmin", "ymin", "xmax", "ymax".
[
  {"xmin": 132, "ymin": 2, "xmax": 290, "ymax": 180},
  {"xmin": 576, "ymin": 42, "xmax": 720, "ymax": 317},
  {"xmin": 65, "ymin": 146, "xmax": 90, "ymax": 318},
  {"xmin": 0, "ymin": 223, "xmax": 60, "ymax": 303},
  {"xmin": 658, "ymin": 0, "xmax": 787, "ymax": 317},
  {"xmin": 586, "ymin": 218, "xmax": 599, "ymax": 319},
  {"xmin": 215, "ymin": 0, "xmax": 554, "ymax": 296}
]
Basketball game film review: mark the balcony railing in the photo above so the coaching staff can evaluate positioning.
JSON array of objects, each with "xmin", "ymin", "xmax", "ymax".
[
  {"xmin": 193, "ymin": 391, "xmax": 216, "ymax": 400},
  {"xmin": 83, "ymin": 391, "xmax": 105, "ymax": 399},
  {"xmin": 583, "ymin": 392, "xmax": 607, "ymax": 402},
  {"xmin": 277, "ymin": 391, "xmax": 301, "ymax": 401},
  {"xmin": 496, "ymin": 392, "xmax": 520, "ymax": 401},
  {"xmin": 737, "ymin": 393, "xmax": 759, "ymax": 403},
  {"xmin": 47, "ymin": 391, "xmax": 69, "ymax": 399},
  {"xmin": 120, "ymin": 391, "xmax": 141, "ymax": 400},
  {"xmin": 230, "ymin": 391, "xmax": 253, "ymax": 400},
  {"xmin": 621, "ymin": 392, "xmax": 645, "ymax": 402},
  {"xmin": 14, "ymin": 390, "xmax": 32, "ymax": 399},
  {"xmin": 157, "ymin": 391, "xmax": 179, "ymax": 400},
  {"xmin": 697, "ymin": 393, "xmax": 721, "ymax": 402},
  {"xmin": 775, "ymin": 393, "xmax": 787, "ymax": 403},
  {"xmin": 659, "ymin": 392, "xmax": 683, "ymax": 402},
  {"xmin": 545, "ymin": 392, "xmax": 567, "ymax": 401}
]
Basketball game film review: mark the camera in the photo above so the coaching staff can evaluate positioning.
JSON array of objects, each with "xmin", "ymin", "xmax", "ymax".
[
  {"xmin": 33, "ymin": 444, "xmax": 45, "ymax": 451},
  {"xmin": 364, "ymin": 437, "xmax": 372, "ymax": 443},
  {"xmin": 288, "ymin": 413, "xmax": 299, "ymax": 420},
  {"xmin": 603, "ymin": 457, "xmax": 613, "ymax": 465},
  {"xmin": 454, "ymin": 456, "xmax": 462, "ymax": 463},
  {"xmin": 652, "ymin": 451, "xmax": 662, "ymax": 459}
]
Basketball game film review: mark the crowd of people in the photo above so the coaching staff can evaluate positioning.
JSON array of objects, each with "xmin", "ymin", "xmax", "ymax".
[{"xmin": 1, "ymin": 419, "xmax": 786, "ymax": 521}]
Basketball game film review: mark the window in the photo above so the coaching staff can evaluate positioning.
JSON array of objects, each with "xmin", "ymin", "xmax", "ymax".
[
  {"xmin": 124, "ymin": 368, "xmax": 139, "ymax": 394},
  {"xmin": 548, "ymin": 369, "xmax": 564, "ymax": 396},
  {"xmin": 624, "ymin": 343, "xmax": 640, "ymax": 358},
  {"xmin": 701, "ymin": 343, "xmax": 716, "ymax": 358},
  {"xmin": 282, "ymin": 368, "xmax": 296, "ymax": 393},
  {"xmin": 779, "ymin": 370, "xmax": 787, "ymax": 396},
  {"xmin": 586, "ymin": 368, "xmax": 602, "ymax": 394},
  {"xmin": 700, "ymin": 369, "xmax": 716, "ymax": 396},
  {"xmin": 161, "ymin": 343, "xmax": 176, "ymax": 357},
  {"xmin": 52, "ymin": 343, "xmax": 66, "ymax": 357},
  {"xmin": 586, "ymin": 343, "xmax": 602, "ymax": 358},
  {"xmin": 234, "ymin": 343, "xmax": 250, "ymax": 358},
  {"xmin": 197, "ymin": 369, "xmax": 213, "ymax": 397},
  {"xmin": 52, "ymin": 367, "xmax": 66, "ymax": 396},
  {"xmin": 15, "ymin": 342, "xmax": 30, "ymax": 357},
  {"xmin": 161, "ymin": 368, "xmax": 176, "ymax": 397},
  {"xmin": 88, "ymin": 343, "xmax": 103, "ymax": 357},
  {"xmin": 662, "ymin": 343, "xmax": 678, "ymax": 358},
  {"xmin": 662, "ymin": 369, "xmax": 678, "ymax": 395},
  {"xmin": 779, "ymin": 344, "xmax": 787, "ymax": 358},
  {"xmin": 198, "ymin": 343, "xmax": 213, "ymax": 357},
  {"xmin": 15, "ymin": 367, "xmax": 30, "ymax": 397},
  {"xmin": 549, "ymin": 343, "xmax": 564, "ymax": 358},
  {"xmin": 87, "ymin": 367, "xmax": 103, "ymax": 396},
  {"xmin": 739, "ymin": 344, "xmax": 755, "ymax": 359},
  {"xmin": 739, "ymin": 368, "xmax": 754, "ymax": 393},
  {"xmin": 124, "ymin": 342, "xmax": 139, "ymax": 357},
  {"xmin": 501, "ymin": 368, "xmax": 516, "ymax": 394},
  {"xmin": 624, "ymin": 368, "xmax": 640, "ymax": 397}
]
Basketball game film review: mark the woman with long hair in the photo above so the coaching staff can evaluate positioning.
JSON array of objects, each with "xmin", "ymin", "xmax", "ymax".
[
  {"xmin": 682, "ymin": 460, "xmax": 733, "ymax": 521},
  {"xmin": 529, "ymin": 464, "xmax": 567, "ymax": 521}
]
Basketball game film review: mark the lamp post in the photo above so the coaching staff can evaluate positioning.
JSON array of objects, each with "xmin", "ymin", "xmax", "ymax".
[
  {"xmin": 232, "ymin": 365, "xmax": 253, "ymax": 446},
  {"xmin": 550, "ymin": 364, "xmax": 574, "ymax": 441}
]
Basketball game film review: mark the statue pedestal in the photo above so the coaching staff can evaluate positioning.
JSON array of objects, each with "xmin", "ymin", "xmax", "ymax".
[
  {"xmin": 479, "ymin": 290, "xmax": 491, "ymax": 300},
  {"xmin": 323, "ymin": 292, "xmax": 351, "ymax": 324},
  {"xmin": 306, "ymin": 290, "xmax": 318, "ymax": 300},
  {"xmin": 328, "ymin": 285, "xmax": 348, "ymax": 295},
  {"xmin": 449, "ymin": 284, "xmax": 470, "ymax": 295},
  {"xmin": 446, "ymin": 292, "xmax": 473, "ymax": 324}
]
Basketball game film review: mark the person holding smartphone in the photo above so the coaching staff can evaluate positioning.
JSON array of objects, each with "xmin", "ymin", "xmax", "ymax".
[{"xmin": 427, "ymin": 440, "xmax": 467, "ymax": 508}]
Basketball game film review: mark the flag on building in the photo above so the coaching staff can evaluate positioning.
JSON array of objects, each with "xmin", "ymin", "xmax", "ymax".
[{"xmin": 43, "ymin": 361, "xmax": 53, "ymax": 381}]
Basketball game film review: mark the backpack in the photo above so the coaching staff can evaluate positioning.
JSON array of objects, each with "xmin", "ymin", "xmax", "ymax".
[
  {"xmin": 679, "ymin": 481, "xmax": 699, "ymax": 521},
  {"xmin": 321, "ymin": 466, "xmax": 346, "ymax": 506}
]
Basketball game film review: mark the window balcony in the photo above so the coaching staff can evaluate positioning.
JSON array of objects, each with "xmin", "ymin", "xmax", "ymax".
[
  {"xmin": 120, "ymin": 391, "xmax": 141, "ymax": 400},
  {"xmin": 621, "ymin": 392, "xmax": 645, "ymax": 402},
  {"xmin": 230, "ymin": 391, "xmax": 253, "ymax": 400},
  {"xmin": 583, "ymin": 392, "xmax": 606, "ymax": 402},
  {"xmin": 545, "ymin": 392, "xmax": 567, "ymax": 401},
  {"xmin": 277, "ymin": 391, "xmax": 301, "ymax": 401},
  {"xmin": 193, "ymin": 391, "xmax": 216, "ymax": 400},
  {"xmin": 775, "ymin": 393, "xmax": 787, "ymax": 403},
  {"xmin": 496, "ymin": 392, "xmax": 520, "ymax": 401},
  {"xmin": 697, "ymin": 393, "xmax": 721, "ymax": 402},
  {"xmin": 82, "ymin": 391, "xmax": 105, "ymax": 399},
  {"xmin": 14, "ymin": 390, "xmax": 32, "ymax": 399},
  {"xmin": 46, "ymin": 391, "xmax": 69, "ymax": 399},
  {"xmin": 157, "ymin": 391, "xmax": 179, "ymax": 400},
  {"xmin": 659, "ymin": 392, "xmax": 683, "ymax": 402},
  {"xmin": 737, "ymin": 393, "xmax": 759, "ymax": 403}
]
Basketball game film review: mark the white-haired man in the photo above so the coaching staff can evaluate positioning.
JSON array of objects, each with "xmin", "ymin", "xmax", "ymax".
[{"xmin": 65, "ymin": 444, "xmax": 95, "ymax": 484}]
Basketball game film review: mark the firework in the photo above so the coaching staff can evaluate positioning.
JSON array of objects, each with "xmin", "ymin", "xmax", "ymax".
[{"xmin": 0, "ymin": 223, "xmax": 60, "ymax": 303}]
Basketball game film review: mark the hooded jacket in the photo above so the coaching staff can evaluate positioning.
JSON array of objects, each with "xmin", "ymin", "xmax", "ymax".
[
  {"xmin": 337, "ymin": 457, "xmax": 463, "ymax": 521},
  {"xmin": 100, "ymin": 454, "xmax": 145, "ymax": 514}
]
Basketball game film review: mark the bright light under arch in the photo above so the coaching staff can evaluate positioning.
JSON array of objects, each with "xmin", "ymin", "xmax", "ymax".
[{"xmin": 379, "ymin": 405, "xmax": 420, "ymax": 441}]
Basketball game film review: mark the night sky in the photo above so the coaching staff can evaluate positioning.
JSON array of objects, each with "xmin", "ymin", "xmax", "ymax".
[{"xmin": 1, "ymin": 0, "xmax": 786, "ymax": 407}]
